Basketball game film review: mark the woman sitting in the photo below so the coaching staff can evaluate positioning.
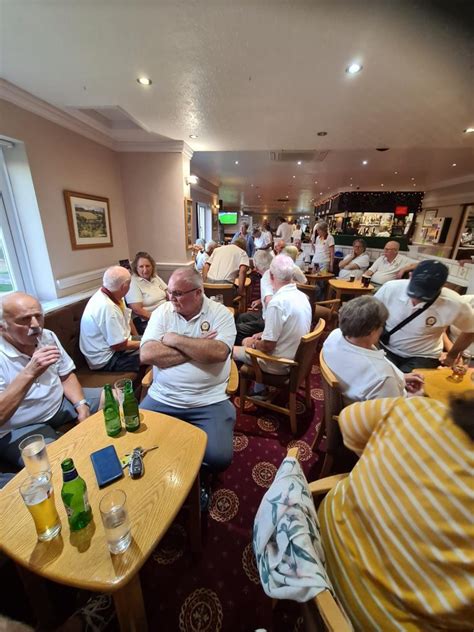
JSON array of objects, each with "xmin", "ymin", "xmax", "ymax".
[
  {"xmin": 125, "ymin": 251, "xmax": 167, "ymax": 334},
  {"xmin": 322, "ymin": 295, "xmax": 424, "ymax": 402}
]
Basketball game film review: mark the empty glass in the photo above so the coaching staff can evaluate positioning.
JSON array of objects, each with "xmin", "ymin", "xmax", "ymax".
[
  {"xmin": 114, "ymin": 378, "xmax": 133, "ymax": 408},
  {"xmin": 99, "ymin": 489, "xmax": 131, "ymax": 554},
  {"xmin": 19, "ymin": 434, "xmax": 51, "ymax": 475}
]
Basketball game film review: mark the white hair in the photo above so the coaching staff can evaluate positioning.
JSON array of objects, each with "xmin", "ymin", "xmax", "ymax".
[
  {"xmin": 253, "ymin": 249, "xmax": 273, "ymax": 273},
  {"xmin": 103, "ymin": 266, "xmax": 131, "ymax": 291},
  {"xmin": 270, "ymin": 254, "xmax": 295, "ymax": 282},
  {"xmin": 205, "ymin": 240, "xmax": 217, "ymax": 253}
]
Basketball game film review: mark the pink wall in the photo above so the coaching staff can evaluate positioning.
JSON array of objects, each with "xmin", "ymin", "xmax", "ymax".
[{"xmin": 0, "ymin": 99, "xmax": 130, "ymax": 289}]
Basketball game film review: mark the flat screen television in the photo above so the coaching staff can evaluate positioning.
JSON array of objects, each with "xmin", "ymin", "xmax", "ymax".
[{"xmin": 218, "ymin": 211, "xmax": 238, "ymax": 225}]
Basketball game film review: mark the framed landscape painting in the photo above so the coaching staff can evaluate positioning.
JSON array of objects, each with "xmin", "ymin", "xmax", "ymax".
[{"xmin": 64, "ymin": 191, "xmax": 113, "ymax": 250}]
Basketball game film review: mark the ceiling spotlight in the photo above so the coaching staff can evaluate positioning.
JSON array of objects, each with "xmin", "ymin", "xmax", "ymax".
[
  {"xmin": 411, "ymin": 177, "xmax": 415, "ymax": 181},
  {"xmin": 350, "ymin": 184, "xmax": 353, "ymax": 187},
  {"xmin": 452, "ymin": 163, "xmax": 457, "ymax": 167},
  {"xmin": 297, "ymin": 160, "xmax": 302, "ymax": 165},
  {"xmin": 317, "ymin": 131, "xmax": 327, "ymax": 136},
  {"xmin": 463, "ymin": 128, "xmax": 474, "ymax": 134},
  {"xmin": 394, "ymin": 171, "xmax": 398, "ymax": 175},
  {"xmin": 320, "ymin": 192, "xmax": 323, "ymax": 195},
  {"xmin": 292, "ymin": 175, "xmax": 296, "ymax": 179},
  {"xmin": 235, "ymin": 160, "xmax": 239, "ymax": 165},
  {"xmin": 286, "ymin": 195, "xmax": 289, "ymax": 198},
  {"xmin": 362, "ymin": 160, "xmax": 368, "ymax": 165},
  {"xmin": 380, "ymin": 184, "xmax": 384, "ymax": 187},
  {"xmin": 314, "ymin": 181, "xmax": 318, "ymax": 184},
  {"xmin": 413, "ymin": 183, "xmax": 416, "ymax": 187},
  {"xmin": 137, "ymin": 77, "xmax": 152, "ymax": 86},
  {"xmin": 346, "ymin": 62, "xmax": 363, "ymax": 74},
  {"xmin": 189, "ymin": 134, "xmax": 198, "ymax": 139}
]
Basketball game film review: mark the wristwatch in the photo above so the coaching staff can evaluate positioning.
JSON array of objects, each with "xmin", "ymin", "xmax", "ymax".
[{"xmin": 73, "ymin": 399, "xmax": 90, "ymax": 410}]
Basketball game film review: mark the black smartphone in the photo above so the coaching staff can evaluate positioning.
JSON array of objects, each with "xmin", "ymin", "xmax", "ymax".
[{"xmin": 90, "ymin": 445, "xmax": 124, "ymax": 488}]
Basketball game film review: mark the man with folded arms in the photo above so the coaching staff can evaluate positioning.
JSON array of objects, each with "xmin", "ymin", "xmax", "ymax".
[
  {"xmin": 140, "ymin": 268, "xmax": 236, "ymax": 472},
  {"xmin": 80, "ymin": 266, "xmax": 141, "ymax": 372},
  {"xmin": 0, "ymin": 293, "xmax": 100, "ymax": 468}
]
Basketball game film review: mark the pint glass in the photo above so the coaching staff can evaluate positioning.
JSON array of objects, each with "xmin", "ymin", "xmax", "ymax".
[{"xmin": 20, "ymin": 471, "xmax": 61, "ymax": 541}]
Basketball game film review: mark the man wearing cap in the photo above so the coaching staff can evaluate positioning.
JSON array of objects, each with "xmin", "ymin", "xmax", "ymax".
[{"xmin": 375, "ymin": 260, "xmax": 474, "ymax": 372}]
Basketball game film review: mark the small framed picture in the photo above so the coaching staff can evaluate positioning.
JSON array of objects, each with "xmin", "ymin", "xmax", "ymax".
[
  {"xmin": 64, "ymin": 191, "xmax": 113, "ymax": 250},
  {"xmin": 184, "ymin": 198, "xmax": 194, "ymax": 250},
  {"xmin": 423, "ymin": 209, "xmax": 437, "ymax": 227}
]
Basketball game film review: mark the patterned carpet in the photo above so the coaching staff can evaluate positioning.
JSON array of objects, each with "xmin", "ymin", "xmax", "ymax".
[{"xmin": 139, "ymin": 363, "xmax": 326, "ymax": 632}]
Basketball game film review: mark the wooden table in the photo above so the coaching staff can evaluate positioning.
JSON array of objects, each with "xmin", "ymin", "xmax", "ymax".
[
  {"xmin": 0, "ymin": 410, "xmax": 207, "ymax": 631},
  {"xmin": 305, "ymin": 272, "xmax": 335, "ymax": 282},
  {"xmin": 328, "ymin": 278, "xmax": 374, "ymax": 301},
  {"xmin": 413, "ymin": 367, "xmax": 474, "ymax": 405}
]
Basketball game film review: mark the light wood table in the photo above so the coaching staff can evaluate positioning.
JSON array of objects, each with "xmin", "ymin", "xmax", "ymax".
[
  {"xmin": 0, "ymin": 410, "xmax": 207, "ymax": 631},
  {"xmin": 304, "ymin": 272, "xmax": 335, "ymax": 282},
  {"xmin": 413, "ymin": 367, "xmax": 474, "ymax": 405},
  {"xmin": 328, "ymin": 278, "xmax": 374, "ymax": 301}
]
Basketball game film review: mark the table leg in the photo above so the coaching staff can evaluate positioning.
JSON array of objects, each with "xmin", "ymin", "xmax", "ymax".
[
  {"xmin": 187, "ymin": 473, "xmax": 202, "ymax": 553},
  {"xmin": 113, "ymin": 574, "xmax": 148, "ymax": 632}
]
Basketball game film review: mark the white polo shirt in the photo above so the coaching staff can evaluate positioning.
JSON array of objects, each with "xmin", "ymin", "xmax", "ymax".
[
  {"xmin": 262, "ymin": 284, "xmax": 312, "ymax": 374},
  {"xmin": 207, "ymin": 244, "xmax": 250, "ymax": 283},
  {"xmin": 323, "ymin": 329, "xmax": 406, "ymax": 403},
  {"xmin": 0, "ymin": 330, "xmax": 75, "ymax": 438},
  {"xmin": 368, "ymin": 253, "xmax": 415, "ymax": 285},
  {"xmin": 125, "ymin": 275, "xmax": 167, "ymax": 312},
  {"xmin": 254, "ymin": 232, "xmax": 271, "ymax": 249},
  {"xmin": 80, "ymin": 290, "xmax": 132, "ymax": 369},
  {"xmin": 338, "ymin": 253, "xmax": 370, "ymax": 279},
  {"xmin": 312, "ymin": 234, "xmax": 335, "ymax": 269},
  {"xmin": 141, "ymin": 296, "xmax": 236, "ymax": 408},
  {"xmin": 260, "ymin": 270, "xmax": 274, "ymax": 319},
  {"xmin": 276, "ymin": 222, "xmax": 293, "ymax": 244},
  {"xmin": 375, "ymin": 280, "xmax": 474, "ymax": 359}
]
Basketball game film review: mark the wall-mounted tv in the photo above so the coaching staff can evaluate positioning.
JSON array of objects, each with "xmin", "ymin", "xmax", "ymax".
[{"xmin": 218, "ymin": 211, "xmax": 238, "ymax": 225}]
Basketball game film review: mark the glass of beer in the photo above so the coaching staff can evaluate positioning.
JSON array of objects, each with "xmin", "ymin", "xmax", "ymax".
[
  {"xmin": 451, "ymin": 351, "xmax": 472, "ymax": 381},
  {"xmin": 361, "ymin": 275, "xmax": 370, "ymax": 288},
  {"xmin": 19, "ymin": 434, "xmax": 51, "ymax": 475},
  {"xmin": 20, "ymin": 471, "xmax": 61, "ymax": 541}
]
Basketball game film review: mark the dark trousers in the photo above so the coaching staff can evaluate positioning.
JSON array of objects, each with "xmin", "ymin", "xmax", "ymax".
[
  {"xmin": 235, "ymin": 312, "xmax": 265, "ymax": 345},
  {"xmin": 383, "ymin": 347, "xmax": 440, "ymax": 373},
  {"xmin": 99, "ymin": 349, "xmax": 141, "ymax": 372}
]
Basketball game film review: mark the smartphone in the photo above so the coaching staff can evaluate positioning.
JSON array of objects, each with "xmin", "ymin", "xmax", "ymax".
[{"xmin": 90, "ymin": 445, "xmax": 124, "ymax": 488}]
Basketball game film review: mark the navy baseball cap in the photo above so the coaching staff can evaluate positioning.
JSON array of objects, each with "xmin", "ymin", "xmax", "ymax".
[{"xmin": 407, "ymin": 260, "xmax": 448, "ymax": 301}]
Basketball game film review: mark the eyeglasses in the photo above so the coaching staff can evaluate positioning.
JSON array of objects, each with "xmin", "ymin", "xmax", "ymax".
[{"xmin": 166, "ymin": 287, "xmax": 199, "ymax": 299}]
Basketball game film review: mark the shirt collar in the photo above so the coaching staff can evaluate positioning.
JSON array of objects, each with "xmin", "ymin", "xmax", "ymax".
[{"xmin": 0, "ymin": 335, "xmax": 28, "ymax": 359}]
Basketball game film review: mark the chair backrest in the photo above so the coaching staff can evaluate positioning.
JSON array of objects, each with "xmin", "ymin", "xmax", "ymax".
[
  {"xmin": 289, "ymin": 319, "xmax": 325, "ymax": 391},
  {"xmin": 44, "ymin": 298, "xmax": 90, "ymax": 369},
  {"xmin": 203, "ymin": 283, "xmax": 235, "ymax": 307},
  {"xmin": 319, "ymin": 350, "xmax": 344, "ymax": 475},
  {"xmin": 296, "ymin": 282, "xmax": 316, "ymax": 303}
]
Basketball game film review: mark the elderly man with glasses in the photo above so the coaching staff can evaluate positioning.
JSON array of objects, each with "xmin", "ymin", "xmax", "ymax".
[
  {"xmin": 363, "ymin": 240, "xmax": 417, "ymax": 288},
  {"xmin": 140, "ymin": 267, "xmax": 237, "ymax": 474}
]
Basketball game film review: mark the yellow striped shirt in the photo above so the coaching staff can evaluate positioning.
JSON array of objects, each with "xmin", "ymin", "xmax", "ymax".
[{"xmin": 318, "ymin": 396, "xmax": 474, "ymax": 631}]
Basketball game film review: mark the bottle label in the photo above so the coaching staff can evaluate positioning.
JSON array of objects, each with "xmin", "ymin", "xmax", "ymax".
[{"xmin": 125, "ymin": 414, "xmax": 140, "ymax": 430}]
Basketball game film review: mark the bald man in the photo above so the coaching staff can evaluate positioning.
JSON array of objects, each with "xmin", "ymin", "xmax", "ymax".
[
  {"xmin": 80, "ymin": 266, "xmax": 141, "ymax": 372},
  {"xmin": 0, "ymin": 293, "xmax": 101, "ymax": 468},
  {"xmin": 364, "ymin": 241, "xmax": 417, "ymax": 287}
]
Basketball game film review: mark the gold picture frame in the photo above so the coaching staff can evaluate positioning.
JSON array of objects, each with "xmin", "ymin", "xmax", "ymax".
[
  {"xmin": 184, "ymin": 198, "xmax": 193, "ymax": 250},
  {"xmin": 64, "ymin": 190, "xmax": 113, "ymax": 250}
]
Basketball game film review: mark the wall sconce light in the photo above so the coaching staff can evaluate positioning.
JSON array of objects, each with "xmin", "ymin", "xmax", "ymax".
[{"xmin": 186, "ymin": 175, "xmax": 199, "ymax": 185}]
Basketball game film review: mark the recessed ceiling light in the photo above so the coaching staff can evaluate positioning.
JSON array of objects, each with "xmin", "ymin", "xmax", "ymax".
[
  {"xmin": 250, "ymin": 184, "xmax": 254, "ymax": 187},
  {"xmin": 362, "ymin": 160, "xmax": 368, "ymax": 165},
  {"xmin": 463, "ymin": 128, "xmax": 474, "ymax": 134},
  {"xmin": 350, "ymin": 184, "xmax": 353, "ymax": 187},
  {"xmin": 137, "ymin": 77, "xmax": 152, "ymax": 86},
  {"xmin": 317, "ymin": 131, "xmax": 327, "ymax": 136},
  {"xmin": 346, "ymin": 62, "xmax": 363, "ymax": 74},
  {"xmin": 314, "ymin": 181, "xmax": 318, "ymax": 184},
  {"xmin": 189, "ymin": 134, "xmax": 198, "ymax": 139},
  {"xmin": 411, "ymin": 177, "xmax": 415, "ymax": 181},
  {"xmin": 292, "ymin": 175, "xmax": 296, "ymax": 179},
  {"xmin": 394, "ymin": 171, "xmax": 398, "ymax": 174},
  {"xmin": 286, "ymin": 195, "xmax": 289, "ymax": 198},
  {"xmin": 297, "ymin": 161, "xmax": 302, "ymax": 165},
  {"xmin": 381, "ymin": 184, "xmax": 384, "ymax": 187},
  {"xmin": 235, "ymin": 160, "xmax": 239, "ymax": 165},
  {"xmin": 413, "ymin": 183, "xmax": 416, "ymax": 187},
  {"xmin": 320, "ymin": 192, "xmax": 323, "ymax": 195},
  {"xmin": 452, "ymin": 163, "xmax": 457, "ymax": 167}
]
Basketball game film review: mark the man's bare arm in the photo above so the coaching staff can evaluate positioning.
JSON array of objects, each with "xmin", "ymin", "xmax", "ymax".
[
  {"xmin": 0, "ymin": 347, "xmax": 59, "ymax": 426},
  {"xmin": 140, "ymin": 340, "xmax": 188, "ymax": 369},
  {"xmin": 237, "ymin": 265, "xmax": 247, "ymax": 296},
  {"xmin": 443, "ymin": 332, "xmax": 474, "ymax": 367},
  {"xmin": 162, "ymin": 333, "xmax": 230, "ymax": 363},
  {"xmin": 202, "ymin": 262, "xmax": 210, "ymax": 281}
]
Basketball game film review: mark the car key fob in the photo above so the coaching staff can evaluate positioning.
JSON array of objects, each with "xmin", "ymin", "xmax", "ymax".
[{"xmin": 129, "ymin": 448, "xmax": 144, "ymax": 479}]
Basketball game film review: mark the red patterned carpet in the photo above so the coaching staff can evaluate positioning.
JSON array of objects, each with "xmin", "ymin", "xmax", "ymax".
[{"xmin": 139, "ymin": 364, "xmax": 327, "ymax": 632}]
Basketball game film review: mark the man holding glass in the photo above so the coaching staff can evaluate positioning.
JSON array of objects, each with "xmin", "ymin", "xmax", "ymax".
[{"xmin": 0, "ymin": 292, "xmax": 101, "ymax": 469}]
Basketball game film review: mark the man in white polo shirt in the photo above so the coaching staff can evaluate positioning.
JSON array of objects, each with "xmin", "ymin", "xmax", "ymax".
[
  {"xmin": 140, "ymin": 267, "xmax": 237, "ymax": 472},
  {"xmin": 202, "ymin": 238, "xmax": 250, "ymax": 297},
  {"xmin": 375, "ymin": 260, "xmax": 474, "ymax": 372},
  {"xmin": 0, "ymin": 292, "xmax": 101, "ymax": 468},
  {"xmin": 364, "ymin": 241, "xmax": 416, "ymax": 287},
  {"xmin": 80, "ymin": 266, "xmax": 141, "ymax": 372},
  {"xmin": 338, "ymin": 239, "xmax": 370, "ymax": 280},
  {"xmin": 276, "ymin": 217, "xmax": 293, "ymax": 244},
  {"xmin": 233, "ymin": 254, "xmax": 311, "ymax": 377}
]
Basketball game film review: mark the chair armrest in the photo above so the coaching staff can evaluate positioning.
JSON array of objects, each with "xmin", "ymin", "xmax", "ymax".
[
  {"xmin": 315, "ymin": 299, "xmax": 340, "ymax": 307},
  {"xmin": 308, "ymin": 474, "xmax": 348, "ymax": 497},
  {"xmin": 226, "ymin": 360, "xmax": 239, "ymax": 395},
  {"xmin": 314, "ymin": 590, "xmax": 354, "ymax": 632},
  {"xmin": 141, "ymin": 368, "xmax": 152, "ymax": 388},
  {"xmin": 244, "ymin": 347, "xmax": 298, "ymax": 384},
  {"xmin": 287, "ymin": 447, "xmax": 299, "ymax": 459}
]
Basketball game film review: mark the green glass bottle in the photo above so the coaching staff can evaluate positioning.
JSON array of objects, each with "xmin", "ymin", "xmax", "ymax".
[
  {"xmin": 123, "ymin": 381, "xmax": 140, "ymax": 432},
  {"xmin": 103, "ymin": 384, "xmax": 121, "ymax": 437},
  {"xmin": 61, "ymin": 458, "xmax": 92, "ymax": 531}
]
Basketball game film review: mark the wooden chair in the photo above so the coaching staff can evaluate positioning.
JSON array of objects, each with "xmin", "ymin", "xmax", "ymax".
[
  {"xmin": 296, "ymin": 282, "xmax": 318, "ymax": 303},
  {"xmin": 140, "ymin": 359, "xmax": 239, "ymax": 401},
  {"xmin": 314, "ymin": 299, "xmax": 341, "ymax": 331},
  {"xmin": 239, "ymin": 319, "xmax": 325, "ymax": 434},
  {"xmin": 203, "ymin": 282, "xmax": 240, "ymax": 313},
  {"xmin": 311, "ymin": 351, "xmax": 344, "ymax": 478},
  {"xmin": 286, "ymin": 447, "xmax": 352, "ymax": 631}
]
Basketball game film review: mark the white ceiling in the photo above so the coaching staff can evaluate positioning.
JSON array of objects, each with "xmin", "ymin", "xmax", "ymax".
[{"xmin": 1, "ymin": 0, "xmax": 474, "ymax": 213}]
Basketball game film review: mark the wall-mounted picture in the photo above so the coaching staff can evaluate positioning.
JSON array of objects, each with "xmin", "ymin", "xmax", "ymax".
[
  {"xmin": 184, "ymin": 198, "xmax": 194, "ymax": 250},
  {"xmin": 423, "ymin": 209, "xmax": 437, "ymax": 227},
  {"xmin": 64, "ymin": 190, "xmax": 113, "ymax": 250}
]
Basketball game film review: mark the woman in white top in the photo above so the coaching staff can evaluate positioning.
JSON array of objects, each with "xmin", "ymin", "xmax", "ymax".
[
  {"xmin": 322, "ymin": 296, "xmax": 424, "ymax": 403},
  {"xmin": 311, "ymin": 221, "xmax": 335, "ymax": 272},
  {"xmin": 125, "ymin": 251, "xmax": 167, "ymax": 334}
]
